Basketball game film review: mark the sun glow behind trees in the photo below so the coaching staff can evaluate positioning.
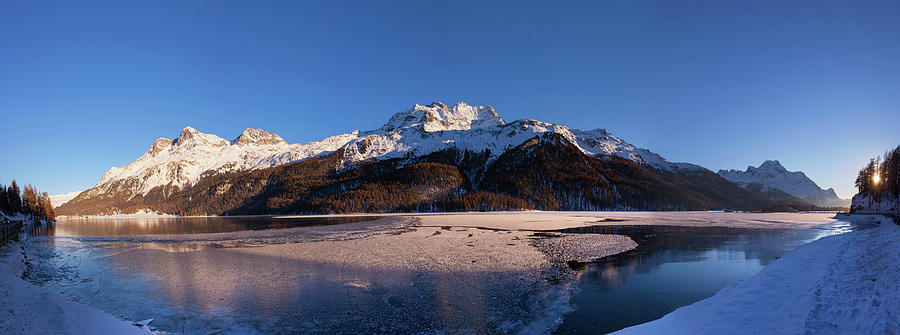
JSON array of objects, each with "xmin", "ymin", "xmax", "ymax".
[{"xmin": 855, "ymin": 146, "xmax": 899, "ymax": 201}]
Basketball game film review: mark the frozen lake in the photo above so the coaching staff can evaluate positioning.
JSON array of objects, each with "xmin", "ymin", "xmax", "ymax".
[
  {"xmin": 23, "ymin": 213, "xmax": 860, "ymax": 334},
  {"xmin": 552, "ymin": 222, "xmax": 856, "ymax": 334}
]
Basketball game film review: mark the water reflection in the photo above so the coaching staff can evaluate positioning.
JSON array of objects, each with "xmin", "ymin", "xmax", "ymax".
[
  {"xmin": 35, "ymin": 216, "xmax": 383, "ymax": 236},
  {"xmin": 24, "ymin": 238, "xmax": 545, "ymax": 334},
  {"xmin": 22, "ymin": 217, "xmax": 865, "ymax": 334},
  {"xmin": 554, "ymin": 221, "xmax": 862, "ymax": 334},
  {"xmin": 23, "ymin": 216, "xmax": 549, "ymax": 334}
]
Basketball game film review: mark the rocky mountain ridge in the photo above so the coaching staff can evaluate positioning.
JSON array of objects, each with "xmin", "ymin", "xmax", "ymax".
[
  {"xmin": 717, "ymin": 160, "xmax": 849, "ymax": 208},
  {"xmin": 69, "ymin": 102, "xmax": 699, "ymax": 207},
  {"xmin": 58, "ymin": 102, "xmax": 836, "ymax": 215}
]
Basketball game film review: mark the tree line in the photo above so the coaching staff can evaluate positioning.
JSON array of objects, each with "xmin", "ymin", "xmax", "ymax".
[
  {"xmin": 0, "ymin": 179, "xmax": 55, "ymax": 222},
  {"xmin": 855, "ymin": 145, "xmax": 900, "ymax": 201}
]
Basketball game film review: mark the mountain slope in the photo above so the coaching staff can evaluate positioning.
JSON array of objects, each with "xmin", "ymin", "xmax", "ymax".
[
  {"xmin": 81, "ymin": 126, "xmax": 356, "ymax": 200},
  {"xmin": 477, "ymin": 133, "xmax": 783, "ymax": 211},
  {"xmin": 718, "ymin": 160, "xmax": 849, "ymax": 208},
  {"xmin": 58, "ymin": 102, "xmax": 822, "ymax": 216},
  {"xmin": 62, "ymin": 102, "xmax": 703, "ymax": 213},
  {"xmin": 58, "ymin": 134, "xmax": 815, "ymax": 216},
  {"xmin": 49, "ymin": 191, "xmax": 82, "ymax": 208}
]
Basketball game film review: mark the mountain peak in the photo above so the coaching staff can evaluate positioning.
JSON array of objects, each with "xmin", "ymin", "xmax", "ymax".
[
  {"xmin": 179, "ymin": 126, "xmax": 199, "ymax": 137},
  {"xmin": 427, "ymin": 101, "xmax": 447, "ymax": 109},
  {"xmin": 231, "ymin": 128, "xmax": 287, "ymax": 146},
  {"xmin": 173, "ymin": 126, "xmax": 227, "ymax": 147},
  {"xmin": 719, "ymin": 160, "xmax": 849, "ymax": 207},
  {"xmin": 146, "ymin": 137, "xmax": 173, "ymax": 156},
  {"xmin": 383, "ymin": 101, "xmax": 505, "ymax": 132},
  {"xmin": 759, "ymin": 160, "xmax": 786, "ymax": 171}
]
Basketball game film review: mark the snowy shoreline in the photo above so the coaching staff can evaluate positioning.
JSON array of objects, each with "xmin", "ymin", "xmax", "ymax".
[
  {"xmin": 5, "ymin": 211, "xmax": 853, "ymax": 334},
  {"xmin": 614, "ymin": 214, "xmax": 897, "ymax": 334},
  {"xmin": 6, "ymin": 212, "xmax": 643, "ymax": 334},
  {"xmin": 0, "ymin": 235, "xmax": 150, "ymax": 334}
]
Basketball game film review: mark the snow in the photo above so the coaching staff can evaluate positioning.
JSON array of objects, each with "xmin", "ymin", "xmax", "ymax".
[
  {"xmin": 380, "ymin": 101, "xmax": 505, "ymax": 132},
  {"xmin": 13, "ymin": 211, "xmax": 853, "ymax": 334},
  {"xmin": 1, "ymin": 210, "xmax": 25, "ymax": 221},
  {"xmin": 85, "ymin": 127, "xmax": 358, "ymax": 198},
  {"xmin": 851, "ymin": 193, "xmax": 899, "ymax": 215},
  {"xmin": 230, "ymin": 127, "xmax": 288, "ymax": 146},
  {"xmin": 341, "ymin": 114, "xmax": 702, "ymax": 172},
  {"xmin": 49, "ymin": 191, "xmax": 83, "ymax": 208},
  {"xmin": 0, "ymin": 235, "xmax": 149, "ymax": 334},
  {"xmin": 78, "ymin": 102, "xmax": 702, "ymax": 208},
  {"xmin": 21, "ymin": 213, "xmax": 640, "ymax": 334},
  {"xmin": 412, "ymin": 211, "xmax": 840, "ymax": 230},
  {"xmin": 613, "ymin": 216, "xmax": 898, "ymax": 335},
  {"xmin": 718, "ymin": 160, "xmax": 849, "ymax": 207}
]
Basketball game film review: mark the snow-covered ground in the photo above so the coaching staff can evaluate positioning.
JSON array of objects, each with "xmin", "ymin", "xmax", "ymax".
[
  {"xmin": 1, "ymin": 210, "xmax": 25, "ymax": 222},
  {"xmin": 614, "ymin": 215, "xmax": 898, "ymax": 335},
  {"xmin": 412, "ymin": 211, "xmax": 840, "ymax": 230},
  {"xmin": 851, "ymin": 193, "xmax": 899, "ymax": 215},
  {"xmin": 0, "ymin": 233, "xmax": 150, "ymax": 334}
]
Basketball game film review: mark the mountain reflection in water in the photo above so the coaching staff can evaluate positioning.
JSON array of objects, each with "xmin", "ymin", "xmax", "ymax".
[
  {"xmin": 35, "ymin": 216, "xmax": 383, "ymax": 236},
  {"xmin": 23, "ymin": 216, "xmax": 553, "ymax": 334}
]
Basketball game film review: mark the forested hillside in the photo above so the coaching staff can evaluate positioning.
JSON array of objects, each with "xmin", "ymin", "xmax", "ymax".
[{"xmin": 57, "ymin": 134, "xmax": 820, "ymax": 216}]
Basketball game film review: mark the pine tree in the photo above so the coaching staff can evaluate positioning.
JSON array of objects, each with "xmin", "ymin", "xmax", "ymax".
[
  {"xmin": 883, "ymin": 146, "xmax": 900, "ymax": 197},
  {"xmin": 22, "ymin": 184, "xmax": 35, "ymax": 219},
  {"xmin": 34, "ymin": 191, "xmax": 43, "ymax": 221},
  {"xmin": 856, "ymin": 159, "xmax": 877, "ymax": 195},
  {"xmin": 47, "ymin": 198, "xmax": 53, "ymax": 220},
  {"xmin": 41, "ymin": 192, "xmax": 55, "ymax": 221},
  {"xmin": 0, "ymin": 184, "xmax": 7, "ymax": 214},
  {"xmin": 29, "ymin": 185, "xmax": 38, "ymax": 218},
  {"xmin": 9, "ymin": 180, "xmax": 21, "ymax": 214}
]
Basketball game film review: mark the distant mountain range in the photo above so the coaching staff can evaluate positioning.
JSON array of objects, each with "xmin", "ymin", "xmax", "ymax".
[
  {"xmin": 49, "ymin": 191, "xmax": 81, "ymax": 207},
  {"xmin": 56, "ymin": 102, "xmax": 844, "ymax": 216},
  {"xmin": 717, "ymin": 160, "xmax": 849, "ymax": 208}
]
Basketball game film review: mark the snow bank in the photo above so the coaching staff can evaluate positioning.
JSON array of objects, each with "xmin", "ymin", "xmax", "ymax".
[
  {"xmin": 0, "ymin": 241, "xmax": 149, "ymax": 335},
  {"xmin": 851, "ymin": 193, "xmax": 899, "ymax": 215},
  {"xmin": 614, "ymin": 218, "xmax": 899, "ymax": 334},
  {"xmin": 1, "ymin": 210, "xmax": 25, "ymax": 221}
]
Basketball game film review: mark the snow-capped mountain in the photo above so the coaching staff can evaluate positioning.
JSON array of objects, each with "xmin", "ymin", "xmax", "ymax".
[
  {"xmin": 49, "ymin": 191, "xmax": 83, "ymax": 208},
  {"xmin": 76, "ymin": 102, "xmax": 699, "ymax": 203},
  {"xmin": 341, "ymin": 102, "xmax": 700, "ymax": 171},
  {"xmin": 80, "ymin": 126, "xmax": 357, "ymax": 199},
  {"xmin": 717, "ymin": 160, "xmax": 849, "ymax": 208}
]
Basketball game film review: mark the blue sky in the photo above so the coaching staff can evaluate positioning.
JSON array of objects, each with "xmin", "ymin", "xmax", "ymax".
[{"xmin": 1, "ymin": 0, "xmax": 898, "ymax": 198}]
